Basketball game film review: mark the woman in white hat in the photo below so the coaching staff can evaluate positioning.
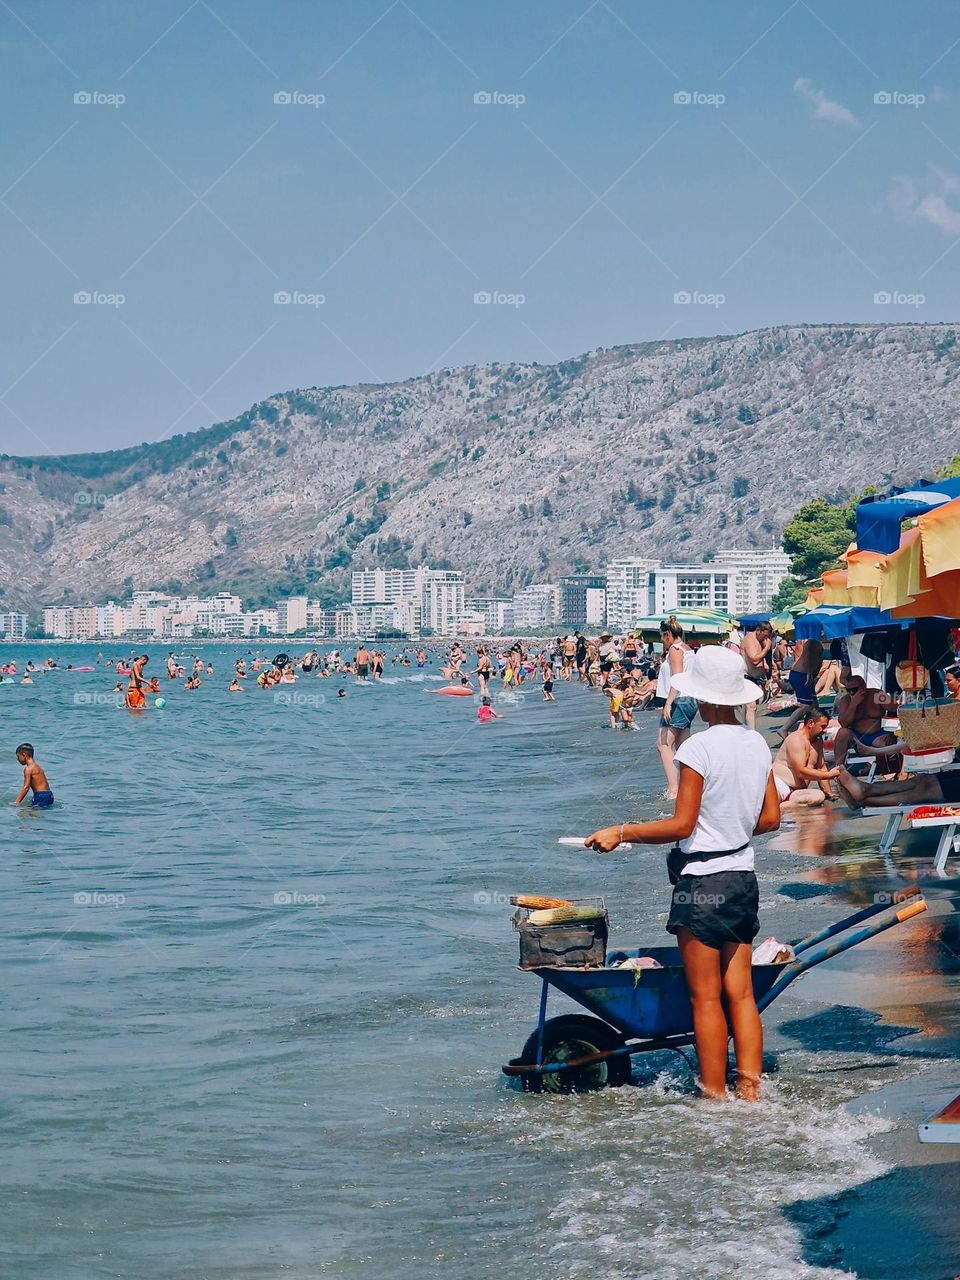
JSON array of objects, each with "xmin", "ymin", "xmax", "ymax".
[{"xmin": 586, "ymin": 645, "xmax": 781, "ymax": 1101}]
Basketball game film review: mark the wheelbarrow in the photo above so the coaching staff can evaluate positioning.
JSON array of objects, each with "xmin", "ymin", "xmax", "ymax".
[{"xmin": 502, "ymin": 893, "xmax": 928, "ymax": 1092}]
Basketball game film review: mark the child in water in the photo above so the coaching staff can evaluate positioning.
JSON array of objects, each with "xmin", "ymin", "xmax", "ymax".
[
  {"xmin": 477, "ymin": 697, "xmax": 500, "ymax": 722},
  {"xmin": 14, "ymin": 743, "xmax": 54, "ymax": 808}
]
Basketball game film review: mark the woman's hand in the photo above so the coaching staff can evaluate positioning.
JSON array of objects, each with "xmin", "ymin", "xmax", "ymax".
[{"xmin": 585, "ymin": 826, "xmax": 623, "ymax": 852}]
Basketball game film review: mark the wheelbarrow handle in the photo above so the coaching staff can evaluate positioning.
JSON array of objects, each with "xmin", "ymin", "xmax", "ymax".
[
  {"xmin": 757, "ymin": 896, "xmax": 927, "ymax": 1013},
  {"xmin": 790, "ymin": 886, "xmax": 921, "ymax": 956}
]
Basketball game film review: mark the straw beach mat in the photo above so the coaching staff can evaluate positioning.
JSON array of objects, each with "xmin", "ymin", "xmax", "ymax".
[{"xmin": 898, "ymin": 696, "xmax": 960, "ymax": 752}]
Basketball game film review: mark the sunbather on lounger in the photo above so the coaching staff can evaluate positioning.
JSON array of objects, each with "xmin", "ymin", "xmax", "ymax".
[{"xmin": 837, "ymin": 763, "xmax": 960, "ymax": 811}]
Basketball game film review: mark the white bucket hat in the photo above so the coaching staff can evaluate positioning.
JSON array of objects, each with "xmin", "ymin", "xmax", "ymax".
[{"xmin": 671, "ymin": 645, "xmax": 762, "ymax": 705}]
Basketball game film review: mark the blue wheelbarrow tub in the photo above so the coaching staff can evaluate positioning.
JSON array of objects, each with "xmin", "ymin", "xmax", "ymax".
[{"xmin": 540, "ymin": 949, "xmax": 796, "ymax": 1041}]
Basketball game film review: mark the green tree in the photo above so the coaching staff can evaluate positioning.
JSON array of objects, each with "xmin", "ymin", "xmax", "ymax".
[
  {"xmin": 781, "ymin": 497, "xmax": 856, "ymax": 580},
  {"xmin": 935, "ymin": 455, "xmax": 960, "ymax": 479},
  {"xmin": 770, "ymin": 576, "xmax": 809, "ymax": 612}
]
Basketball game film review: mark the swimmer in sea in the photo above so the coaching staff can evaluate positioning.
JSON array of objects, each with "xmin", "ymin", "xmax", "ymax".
[
  {"xmin": 166, "ymin": 652, "xmax": 177, "ymax": 679},
  {"xmin": 229, "ymin": 676, "xmax": 243, "ymax": 692},
  {"xmin": 477, "ymin": 696, "xmax": 500, "ymax": 722},
  {"xmin": 14, "ymin": 743, "xmax": 54, "ymax": 808},
  {"xmin": 338, "ymin": 688, "xmax": 347, "ymax": 698}
]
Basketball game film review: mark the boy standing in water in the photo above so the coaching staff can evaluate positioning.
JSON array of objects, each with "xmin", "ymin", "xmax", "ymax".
[{"xmin": 14, "ymin": 744, "xmax": 54, "ymax": 808}]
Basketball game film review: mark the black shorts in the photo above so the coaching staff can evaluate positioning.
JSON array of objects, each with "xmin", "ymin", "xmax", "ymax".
[
  {"xmin": 938, "ymin": 770, "xmax": 960, "ymax": 803},
  {"xmin": 666, "ymin": 870, "xmax": 760, "ymax": 950}
]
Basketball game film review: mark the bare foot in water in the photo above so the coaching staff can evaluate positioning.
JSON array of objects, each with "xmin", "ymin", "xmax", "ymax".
[{"xmin": 838, "ymin": 767, "xmax": 865, "ymax": 810}]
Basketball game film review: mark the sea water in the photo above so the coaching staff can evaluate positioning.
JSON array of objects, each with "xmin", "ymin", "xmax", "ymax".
[{"xmin": 0, "ymin": 646, "xmax": 955, "ymax": 1279}]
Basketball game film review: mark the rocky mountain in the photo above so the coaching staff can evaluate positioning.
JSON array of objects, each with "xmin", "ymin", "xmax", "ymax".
[{"xmin": 2, "ymin": 323, "xmax": 959, "ymax": 613}]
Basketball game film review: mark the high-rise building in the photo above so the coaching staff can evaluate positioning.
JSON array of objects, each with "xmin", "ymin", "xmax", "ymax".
[
  {"xmin": 604, "ymin": 559, "xmax": 658, "ymax": 631},
  {"xmin": 559, "ymin": 574, "xmax": 606, "ymax": 629},
  {"xmin": 1, "ymin": 611, "xmax": 27, "ymax": 639},
  {"xmin": 511, "ymin": 583, "xmax": 560, "ymax": 631},
  {"xmin": 423, "ymin": 572, "xmax": 465, "ymax": 634},
  {"xmin": 465, "ymin": 598, "xmax": 513, "ymax": 634},
  {"xmin": 716, "ymin": 547, "xmax": 792, "ymax": 613},
  {"xmin": 351, "ymin": 567, "xmax": 425, "ymax": 606},
  {"xmin": 276, "ymin": 596, "xmax": 308, "ymax": 634},
  {"xmin": 651, "ymin": 565, "xmax": 738, "ymax": 615}
]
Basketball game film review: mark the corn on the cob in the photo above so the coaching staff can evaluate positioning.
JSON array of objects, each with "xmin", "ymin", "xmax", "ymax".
[
  {"xmin": 526, "ymin": 905, "xmax": 606, "ymax": 926},
  {"xmin": 510, "ymin": 894, "xmax": 574, "ymax": 910}
]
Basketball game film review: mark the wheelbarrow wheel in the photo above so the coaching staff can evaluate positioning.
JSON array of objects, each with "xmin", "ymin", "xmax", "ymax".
[{"xmin": 519, "ymin": 1014, "xmax": 631, "ymax": 1094}]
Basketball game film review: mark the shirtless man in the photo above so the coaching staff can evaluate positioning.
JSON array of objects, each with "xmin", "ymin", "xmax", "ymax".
[
  {"xmin": 772, "ymin": 708, "xmax": 838, "ymax": 808},
  {"xmin": 166, "ymin": 652, "xmax": 177, "ymax": 679},
  {"xmin": 831, "ymin": 675, "xmax": 897, "ymax": 768},
  {"xmin": 355, "ymin": 645, "xmax": 370, "ymax": 680},
  {"xmin": 777, "ymin": 637, "xmax": 824, "ymax": 738},
  {"xmin": 741, "ymin": 623, "xmax": 772, "ymax": 729},
  {"xmin": 126, "ymin": 653, "xmax": 149, "ymax": 709},
  {"xmin": 561, "ymin": 634, "xmax": 577, "ymax": 678}
]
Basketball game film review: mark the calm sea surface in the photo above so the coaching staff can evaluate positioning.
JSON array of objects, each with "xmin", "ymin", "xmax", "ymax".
[{"xmin": 1, "ymin": 644, "xmax": 958, "ymax": 1280}]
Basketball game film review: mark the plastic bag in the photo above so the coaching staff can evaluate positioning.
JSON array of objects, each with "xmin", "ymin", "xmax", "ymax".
[{"xmin": 752, "ymin": 936, "xmax": 796, "ymax": 965}]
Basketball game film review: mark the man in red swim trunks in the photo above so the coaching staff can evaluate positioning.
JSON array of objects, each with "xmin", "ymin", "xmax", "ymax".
[{"xmin": 772, "ymin": 708, "xmax": 838, "ymax": 808}]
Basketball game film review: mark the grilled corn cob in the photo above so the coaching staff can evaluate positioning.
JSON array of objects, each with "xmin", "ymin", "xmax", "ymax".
[
  {"xmin": 526, "ymin": 905, "xmax": 605, "ymax": 926},
  {"xmin": 510, "ymin": 894, "xmax": 575, "ymax": 910}
]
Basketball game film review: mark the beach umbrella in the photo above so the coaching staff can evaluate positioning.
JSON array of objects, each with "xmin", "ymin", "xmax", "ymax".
[
  {"xmin": 855, "ymin": 478, "xmax": 960, "ymax": 554},
  {"xmin": 630, "ymin": 607, "xmax": 736, "ymax": 637}
]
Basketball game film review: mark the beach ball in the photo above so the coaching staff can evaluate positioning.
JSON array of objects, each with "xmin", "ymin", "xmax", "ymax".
[{"xmin": 154, "ymin": 697, "xmax": 166, "ymax": 709}]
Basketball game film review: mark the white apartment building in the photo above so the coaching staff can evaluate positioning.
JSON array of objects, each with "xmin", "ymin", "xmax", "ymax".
[
  {"xmin": 352, "ymin": 567, "xmax": 426, "ymax": 607},
  {"xmin": 652, "ymin": 565, "xmax": 738, "ymax": 615},
  {"xmin": 717, "ymin": 547, "xmax": 791, "ymax": 613},
  {"xmin": 0, "ymin": 612, "xmax": 28, "ymax": 639},
  {"xmin": 511, "ymin": 583, "xmax": 560, "ymax": 631},
  {"xmin": 424, "ymin": 572, "xmax": 465, "ymax": 635},
  {"xmin": 465, "ymin": 597, "xmax": 513, "ymax": 634},
  {"xmin": 605, "ymin": 558, "xmax": 658, "ymax": 631},
  {"xmin": 276, "ymin": 596, "xmax": 308, "ymax": 634}
]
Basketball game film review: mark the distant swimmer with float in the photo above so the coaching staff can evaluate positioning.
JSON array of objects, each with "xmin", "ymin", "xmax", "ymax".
[{"xmin": 14, "ymin": 743, "xmax": 54, "ymax": 809}]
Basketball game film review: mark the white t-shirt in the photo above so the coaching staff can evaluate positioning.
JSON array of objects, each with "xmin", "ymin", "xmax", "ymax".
[{"xmin": 673, "ymin": 723, "xmax": 772, "ymax": 874}]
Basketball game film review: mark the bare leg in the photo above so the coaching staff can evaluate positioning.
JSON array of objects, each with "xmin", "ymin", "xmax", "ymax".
[
  {"xmin": 720, "ymin": 941, "xmax": 762, "ymax": 1101},
  {"xmin": 677, "ymin": 928, "xmax": 728, "ymax": 1099},
  {"xmin": 657, "ymin": 724, "xmax": 680, "ymax": 798},
  {"xmin": 832, "ymin": 727, "xmax": 853, "ymax": 768},
  {"xmin": 838, "ymin": 767, "xmax": 939, "ymax": 810},
  {"xmin": 782, "ymin": 787, "xmax": 827, "ymax": 809}
]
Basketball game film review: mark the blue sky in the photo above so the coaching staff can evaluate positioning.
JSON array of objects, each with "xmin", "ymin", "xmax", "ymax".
[{"xmin": 2, "ymin": 0, "xmax": 960, "ymax": 454}]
